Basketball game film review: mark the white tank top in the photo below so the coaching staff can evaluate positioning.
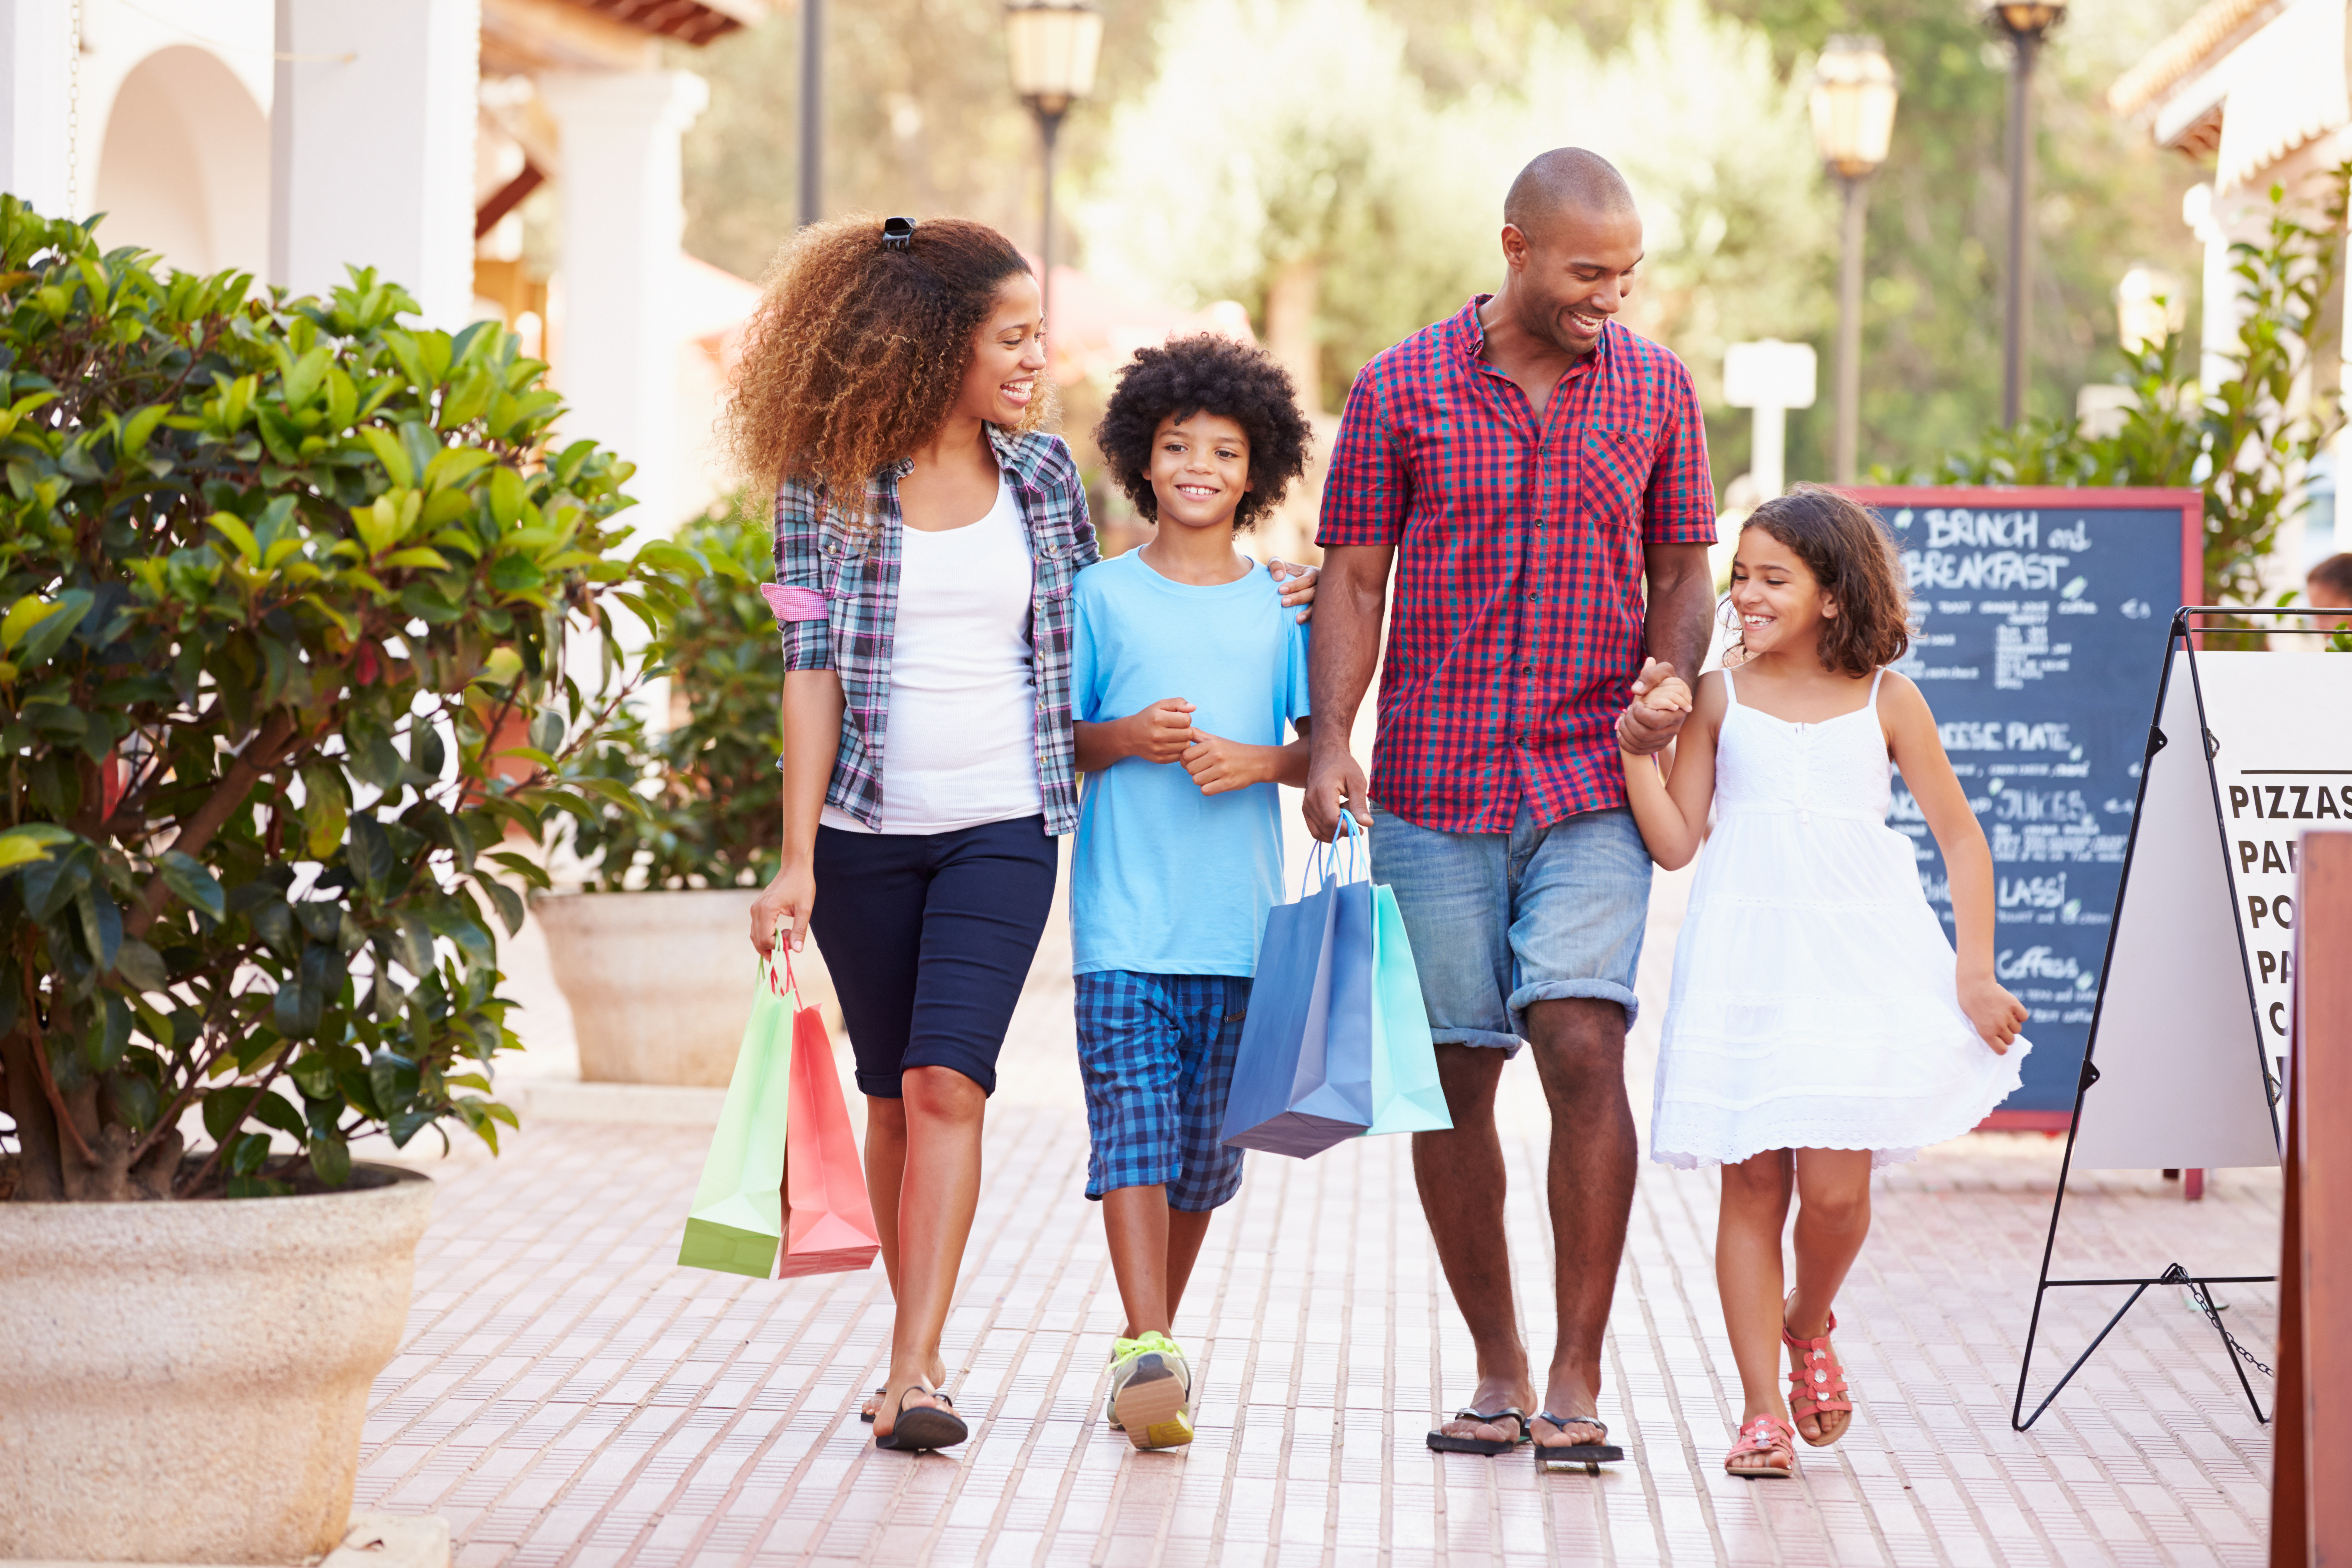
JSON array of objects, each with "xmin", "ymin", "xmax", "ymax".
[{"xmin": 821, "ymin": 476, "xmax": 1044, "ymax": 834}]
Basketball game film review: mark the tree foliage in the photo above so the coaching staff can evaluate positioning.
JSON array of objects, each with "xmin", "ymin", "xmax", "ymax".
[
  {"xmin": 1911, "ymin": 168, "xmax": 2349, "ymax": 622},
  {"xmin": 0, "ymin": 201, "xmax": 696, "ymax": 1201},
  {"xmin": 565, "ymin": 501, "xmax": 784, "ymax": 892}
]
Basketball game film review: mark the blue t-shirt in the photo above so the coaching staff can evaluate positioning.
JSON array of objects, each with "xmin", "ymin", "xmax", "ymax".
[{"xmin": 1070, "ymin": 550, "xmax": 1312, "ymax": 977}]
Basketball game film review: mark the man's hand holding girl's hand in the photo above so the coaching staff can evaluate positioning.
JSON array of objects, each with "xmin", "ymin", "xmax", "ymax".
[
  {"xmin": 1959, "ymin": 973, "xmax": 2029, "ymax": 1054},
  {"xmin": 1617, "ymin": 657, "xmax": 1691, "ymax": 755},
  {"xmin": 1122, "ymin": 698, "xmax": 1198, "ymax": 763}
]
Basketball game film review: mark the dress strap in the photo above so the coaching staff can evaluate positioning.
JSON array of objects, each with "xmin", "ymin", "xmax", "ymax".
[
  {"xmin": 1721, "ymin": 666, "xmax": 1739, "ymax": 706},
  {"xmin": 1867, "ymin": 665, "xmax": 1886, "ymax": 704}
]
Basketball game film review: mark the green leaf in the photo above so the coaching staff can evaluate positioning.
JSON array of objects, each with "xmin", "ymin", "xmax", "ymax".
[
  {"xmin": 23, "ymin": 842, "xmax": 92, "ymax": 922},
  {"xmin": 0, "ymin": 822, "xmax": 73, "ymax": 877},
  {"xmin": 203, "ymin": 1085, "xmax": 256, "ymax": 1144},
  {"xmin": 81, "ymin": 993, "xmax": 132, "ymax": 1073},
  {"xmin": 528, "ymin": 709, "xmax": 565, "ymax": 754},
  {"xmin": 114, "ymin": 936, "xmax": 168, "ymax": 992},
  {"xmin": 250, "ymin": 1090, "xmax": 308, "ymax": 1139},
  {"xmin": 300, "ymin": 763, "xmax": 349, "ymax": 860},
  {"xmin": 206, "ymin": 512, "xmax": 261, "ymax": 567},
  {"xmin": 0, "ymin": 594, "xmax": 69, "ymax": 655},
  {"xmin": 74, "ymin": 884, "xmax": 122, "ymax": 970},
  {"xmin": 157, "ymin": 851, "xmax": 226, "ymax": 921},
  {"xmin": 358, "ymin": 425, "xmax": 413, "ymax": 489},
  {"xmin": 310, "ymin": 1130, "xmax": 352, "ymax": 1186},
  {"xmin": 483, "ymin": 877, "xmax": 524, "ymax": 938},
  {"xmin": 9, "ymin": 589, "xmax": 92, "ymax": 668},
  {"xmin": 108, "ymin": 1068, "xmax": 161, "ymax": 1134}
]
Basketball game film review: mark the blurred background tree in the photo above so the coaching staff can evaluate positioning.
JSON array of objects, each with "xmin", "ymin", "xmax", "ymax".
[{"xmin": 672, "ymin": 0, "xmax": 2210, "ymax": 499}]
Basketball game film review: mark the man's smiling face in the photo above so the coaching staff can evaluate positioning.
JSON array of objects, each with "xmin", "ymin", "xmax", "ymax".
[{"xmin": 1503, "ymin": 205, "xmax": 1644, "ymax": 359}]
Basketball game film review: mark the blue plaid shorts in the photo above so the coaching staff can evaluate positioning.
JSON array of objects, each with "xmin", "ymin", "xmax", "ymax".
[{"xmin": 1073, "ymin": 970, "xmax": 1251, "ymax": 1211}]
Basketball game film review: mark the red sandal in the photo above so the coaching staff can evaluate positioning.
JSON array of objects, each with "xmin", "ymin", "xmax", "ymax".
[
  {"xmin": 1782, "ymin": 1309, "xmax": 1853, "ymax": 1447},
  {"xmin": 1723, "ymin": 1412, "xmax": 1795, "ymax": 1478}
]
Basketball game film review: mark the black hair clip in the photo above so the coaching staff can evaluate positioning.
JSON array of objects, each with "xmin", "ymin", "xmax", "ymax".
[{"xmin": 881, "ymin": 216, "xmax": 915, "ymax": 252}]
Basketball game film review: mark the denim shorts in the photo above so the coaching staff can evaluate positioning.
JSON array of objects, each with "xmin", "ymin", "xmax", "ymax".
[
  {"xmin": 1073, "ymin": 971, "xmax": 1250, "ymax": 1211},
  {"xmin": 1369, "ymin": 803, "xmax": 1651, "ymax": 1056}
]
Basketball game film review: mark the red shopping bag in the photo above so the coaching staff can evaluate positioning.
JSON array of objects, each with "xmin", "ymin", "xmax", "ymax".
[{"xmin": 778, "ymin": 954, "xmax": 882, "ymax": 1278}]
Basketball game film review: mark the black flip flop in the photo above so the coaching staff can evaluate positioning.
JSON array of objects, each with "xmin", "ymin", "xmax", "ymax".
[
  {"xmin": 859, "ymin": 1386, "xmax": 886, "ymax": 1424},
  {"xmin": 873, "ymin": 1387, "xmax": 967, "ymax": 1452},
  {"xmin": 1426, "ymin": 1407, "xmax": 1531, "ymax": 1456},
  {"xmin": 1532, "ymin": 1412, "xmax": 1625, "ymax": 1475}
]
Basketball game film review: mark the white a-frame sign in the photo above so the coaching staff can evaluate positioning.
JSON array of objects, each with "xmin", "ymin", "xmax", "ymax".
[{"xmin": 2014, "ymin": 609, "xmax": 2352, "ymax": 1429}]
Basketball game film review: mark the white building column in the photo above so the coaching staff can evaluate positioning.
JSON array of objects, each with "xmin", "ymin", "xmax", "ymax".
[
  {"xmin": 1, "ymin": 0, "xmax": 74, "ymax": 216},
  {"xmin": 270, "ymin": 0, "xmax": 478, "ymax": 327},
  {"xmin": 538, "ymin": 69, "xmax": 708, "ymax": 532},
  {"xmin": 2185, "ymin": 182, "xmax": 2246, "ymax": 393}
]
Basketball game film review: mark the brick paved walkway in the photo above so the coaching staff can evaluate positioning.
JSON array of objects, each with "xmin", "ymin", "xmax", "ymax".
[{"xmin": 360, "ymin": 875, "xmax": 2282, "ymax": 1567}]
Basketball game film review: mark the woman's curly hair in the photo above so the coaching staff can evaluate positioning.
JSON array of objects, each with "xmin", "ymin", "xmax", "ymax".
[
  {"xmin": 1727, "ymin": 484, "xmax": 1912, "ymax": 677},
  {"xmin": 724, "ymin": 214, "xmax": 1053, "ymax": 530},
  {"xmin": 1093, "ymin": 335, "xmax": 1313, "ymax": 533}
]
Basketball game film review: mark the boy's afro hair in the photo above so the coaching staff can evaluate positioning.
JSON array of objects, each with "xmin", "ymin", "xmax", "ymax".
[{"xmin": 1093, "ymin": 334, "xmax": 1314, "ymax": 533}]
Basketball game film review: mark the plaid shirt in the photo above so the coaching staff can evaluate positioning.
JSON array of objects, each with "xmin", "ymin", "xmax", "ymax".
[
  {"xmin": 1317, "ymin": 299, "xmax": 1716, "ymax": 833},
  {"xmin": 772, "ymin": 426, "xmax": 1096, "ymax": 835}
]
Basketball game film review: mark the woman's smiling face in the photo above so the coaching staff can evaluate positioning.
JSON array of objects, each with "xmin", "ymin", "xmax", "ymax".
[
  {"xmin": 1729, "ymin": 524, "xmax": 1834, "ymax": 656},
  {"xmin": 952, "ymin": 271, "xmax": 1047, "ymax": 427}
]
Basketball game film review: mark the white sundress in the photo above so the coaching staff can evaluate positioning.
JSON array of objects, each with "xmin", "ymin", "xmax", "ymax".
[{"xmin": 1649, "ymin": 666, "xmax": 2029, "ymax": 1170}]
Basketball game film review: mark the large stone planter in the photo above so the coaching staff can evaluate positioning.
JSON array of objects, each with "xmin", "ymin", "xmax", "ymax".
[
  {"xmin": 0, "ymin": 1164, "xmax": 435, "ymax": 1563},
  {"xmin": 534, "ymin": 887, "xmax": 838, "ymax": 1087}
]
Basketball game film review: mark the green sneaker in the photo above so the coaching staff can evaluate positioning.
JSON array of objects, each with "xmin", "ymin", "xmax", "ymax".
[{"xmin": 1107, "ymin": 1331, "xmax": 1194, "ymax": 1450}]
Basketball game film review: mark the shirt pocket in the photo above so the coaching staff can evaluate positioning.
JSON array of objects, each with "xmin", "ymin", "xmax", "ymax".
[{"xmin": 1580, "ymin": 424, "xmax": 1655, "ymax": 533}]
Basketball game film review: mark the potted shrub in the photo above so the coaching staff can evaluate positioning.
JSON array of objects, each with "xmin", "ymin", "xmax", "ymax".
[
  {"xmin": 0, "ymin": 200, "xmax": 690, "ymax": 1563},
  {"xmin": 535, "ymin": 500, "xmax": 839, "ymax": 1088}
]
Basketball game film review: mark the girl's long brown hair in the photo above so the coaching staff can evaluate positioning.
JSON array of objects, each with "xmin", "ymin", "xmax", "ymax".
[
  {"xmin": 723, "ymin": 214, "xmax": 1052, "ymax": 529},
  {"xmin": 1730, "ymin": 485, "xmax": 1912, "ymax": 677}
]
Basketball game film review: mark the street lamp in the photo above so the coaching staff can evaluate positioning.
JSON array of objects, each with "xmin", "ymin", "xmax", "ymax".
[
  {"xmin": 1809, "ymin": 34, "xmax": 1898, "ymax": 485},
  {"xmin": 1986, "ymin": 1, "xmax": 2066, "ymax": 427},
  {"xmin": 1004, "ymin": 0, "xmax": 1103, "ymax": 324}
]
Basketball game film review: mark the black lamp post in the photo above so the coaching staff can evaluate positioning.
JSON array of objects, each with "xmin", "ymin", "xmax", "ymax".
[
  {"xmin": 1987, "ymin": 2, "xmax": 2066, "ymax": 427},
  {"xmin": 1003, "ymin": 0, "xmax": 1103, "ymax": 324},
  {"xmin": 1809, "ymin": 35, "xmax": 1898, "ymax": 485},
  {"xmin": 799, "ymin": 0, "xmax": 823, "ymax": 226}
]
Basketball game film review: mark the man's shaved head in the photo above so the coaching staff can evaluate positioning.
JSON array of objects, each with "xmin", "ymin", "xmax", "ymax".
[{"xmin": 1503, "ymin": 148, "xmax": 1637, "ymax": 239}]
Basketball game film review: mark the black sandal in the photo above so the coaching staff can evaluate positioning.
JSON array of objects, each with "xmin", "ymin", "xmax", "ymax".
[
  {"xmin": 873, "ymin": 1386, "xmax": 967, "ymax": 1452},
  {"xmin": 1426, "ymin": 1407, "xmax": 1531, "ymax": 1456},
  {"xmin": 1532, "ymin": 1412, "xmax": 1625, "ymax": 1474},
  {"xmin": 859, "ymin": 1386, "xmax": 886, "ymax": 1424}
]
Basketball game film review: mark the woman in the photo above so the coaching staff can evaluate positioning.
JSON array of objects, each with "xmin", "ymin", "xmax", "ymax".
[{"xmin": 731, "ymin": 215, "xmax": 1312, "ymax": 1452}]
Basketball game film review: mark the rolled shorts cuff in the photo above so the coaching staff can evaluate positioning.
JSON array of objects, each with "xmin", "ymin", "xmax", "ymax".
[
  {"xmin": 1430, "ymin": 1026, "xmax": 1527, "ymax": 1058},
  {"xmin": 1509, "ymin": 979, "xmax": 1640, "ymax": 1034},
  {"xmin": 1085, "ymin": 1166, "xmax": 1181, "ymax": 1204},
  {"xmin": 856, "ymin": 1053, "xmax": 997, "ymax": 1099}
]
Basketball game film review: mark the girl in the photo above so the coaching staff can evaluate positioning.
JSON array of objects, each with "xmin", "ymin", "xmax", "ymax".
[
  {"xmin": 1617, "ymin": 486, "xmax": 2028, "ymax": 1480},
  {"xmin": 729, "ymin": 216, "xmax": 1312, "ymax": 1453}
]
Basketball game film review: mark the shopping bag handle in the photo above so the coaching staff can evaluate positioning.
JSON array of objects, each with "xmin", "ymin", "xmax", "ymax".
[
  {"xmin": 762, "ymin": 926, "xmax": 804, "ymax": 1005},
  {"xmin": 1303, "ymin": 808, "xmax": 1367, "ymax": 895}
]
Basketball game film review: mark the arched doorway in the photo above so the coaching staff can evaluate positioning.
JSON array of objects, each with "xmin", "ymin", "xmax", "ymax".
[{"xmin": 93, "ymin": 45, "xmax": 267, "ymax": 276}]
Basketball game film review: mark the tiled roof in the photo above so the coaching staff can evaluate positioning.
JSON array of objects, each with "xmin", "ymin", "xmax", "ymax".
[{"xmin": 2108, "ymin": 0, "xmax": 2281, "ymax": 118}]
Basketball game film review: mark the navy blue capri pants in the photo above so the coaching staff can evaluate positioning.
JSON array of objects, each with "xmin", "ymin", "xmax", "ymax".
[{"xmin": 808, "ymin": 814, "xmax": 1058, "ymax": 1098}]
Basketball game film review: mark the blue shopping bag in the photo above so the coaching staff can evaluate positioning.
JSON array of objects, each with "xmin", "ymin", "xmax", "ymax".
[{"xmin": 1222, "ymin": 814, "xmax": 1446, "ymax": 1156}]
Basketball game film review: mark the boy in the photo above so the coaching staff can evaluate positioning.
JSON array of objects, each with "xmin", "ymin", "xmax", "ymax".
[{"xmin": 1072, "ymin": 335, "xmax": 1318, "ymax": 1450}]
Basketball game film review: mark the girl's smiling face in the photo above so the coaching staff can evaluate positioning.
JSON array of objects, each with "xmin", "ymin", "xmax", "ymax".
[
  {"xmin": 1729, "ymin": 524, "xmax": 1837, "ymax": 657},
  {"xmin": 1147, "ymin": 411, "xmax": 1252, "ymax": 532},
  {"xmin": 951, "ymin": 272, "xmax": 1047, "ymax": 426}
]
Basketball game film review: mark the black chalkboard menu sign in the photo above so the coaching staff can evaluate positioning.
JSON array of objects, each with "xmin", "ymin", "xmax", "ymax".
[{"xmin": 1844, "ymin": 487, "xmax": 2203, "ymax": 1122}]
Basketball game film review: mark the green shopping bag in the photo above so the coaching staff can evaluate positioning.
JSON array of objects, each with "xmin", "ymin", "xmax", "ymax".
[
  {"xmin": 1364, "ymin": 882, "xmax": 1451, "ymax": 1136},
  {"xmin": 677, "ymin": 952, "xmax": 796, "ymax": 1277}
]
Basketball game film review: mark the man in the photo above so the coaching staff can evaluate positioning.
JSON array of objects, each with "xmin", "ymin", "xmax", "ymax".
[
  {"xmin": 1304, "ymin": 148, "xmax": 1712, "ymax": 1464},
  {"xmin": 2307, "ymin": 551, "xmax": 2352, "ymax": 630}
]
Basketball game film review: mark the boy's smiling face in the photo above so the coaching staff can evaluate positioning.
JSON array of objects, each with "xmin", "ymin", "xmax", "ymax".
[{"xmin": 1148, "ymin": 412, "xmax": 1252, "ymax": 533}]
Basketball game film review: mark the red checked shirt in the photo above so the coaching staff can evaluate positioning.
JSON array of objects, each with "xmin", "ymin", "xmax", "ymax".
[{"xmin": 1316, "ymin": 298, "xmax": 1717, "ymax": 833}]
